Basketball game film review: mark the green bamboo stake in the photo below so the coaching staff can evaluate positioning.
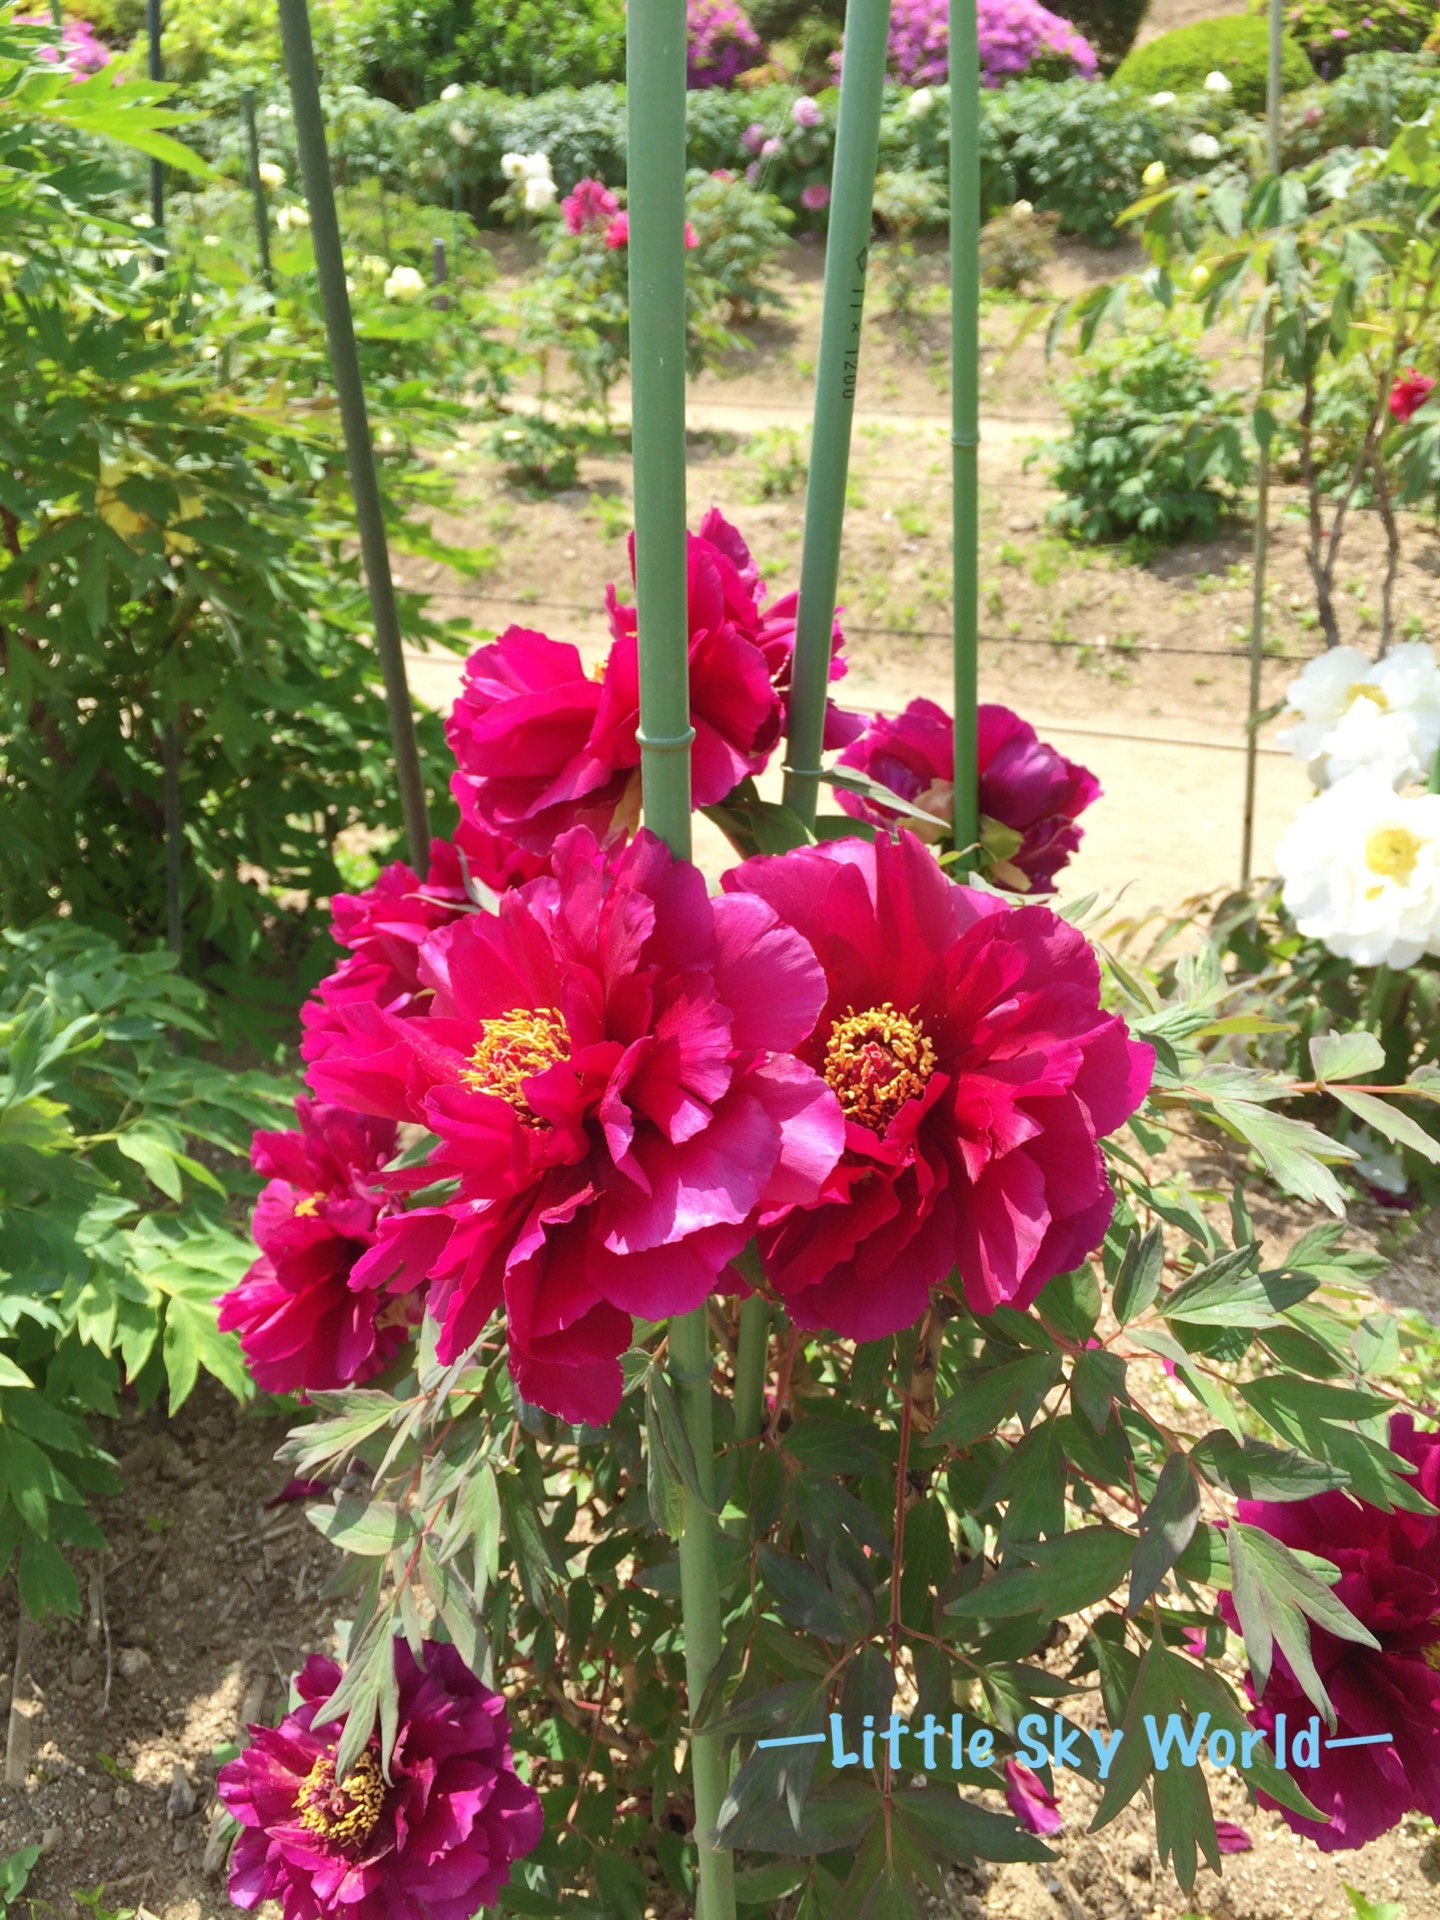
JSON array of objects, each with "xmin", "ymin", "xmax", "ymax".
[
  {"xmin": 626, "ymin": 8, "xmax": 734, "ymax": 1918},
  {"xmin": 732, "ymin": 1292, "xmax": 769, "ymax": 1446},
  {"xmin": 241, "ymin": 86, "xmax": 274, "ymax": 294},
  {"xmin": 780, "ymin": 0, "xmax": 892, "ymax": 831},
  {"xmin": 1241, "ymin": 0, "xmax": 1284, "ymax": 884},
  {"xmin": 950, "ymin": 0, "xmax": 980, "ymax": 856},
  {"xmin": 276, "ymin": 0, "xmax": 431, "ymax": 869}
]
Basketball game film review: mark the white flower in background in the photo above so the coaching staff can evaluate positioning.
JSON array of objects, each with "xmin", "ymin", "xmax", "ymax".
[
  {"xmin": 361, "ymin": 253, "xmax": 391, "ymax": 277},
  {"xmin": 275, "ymin": 204, "xmax": 310, "ymax": 231},
  {"xmin": 1012, "ymin": 198, "xmax": 1034, "ymax": 219},
  {"xmin": 202, "ymin": 233, "xmax": 221, "ymax": 246},
  {"xmin": 522, "ymin": 172, "xmax": 556, "ymax": 213},
  {"xmin": 907, "ymin": 87, "xmax": 935, "ymax": 117},
  {"xmin": 1349, "ymin": 1125, "xmax": 1409, "ymax": 1197},
  {"xmin": 257, "ymin": 161, "xmax": 286, "ymax": 191},
  {"xmin": 1276, "ymin": 771, "xmax": 1440, "ymax": 968},
  {"xmin": 1148, "ymin": 89, "xmax": 1177, "ymax": 106},
  {"xmin": 264, "ymin": 102, "xmax": 287, "ymax": 120},
  {"xmin": 384, "ymin": 264, "xmax": 426, "ymax": 302},
  {"xmin": 449, "ymin": 117, "xmax": 473, "ymax": 147},
  {"xmin": 131, "ymin": 211, "xmax": 154, "ymax": 228},
  {"xmin": 1277, "ymin": 642, "xmax": 1440, "ymax": 788},
  {"xmin": 440, "ymin": 82, "xmax": 463, "ymax": 101},
  {"xmin": 1142, "ymin": 160, "xmax": 1167, "ymax": 187},
  {"xmin": 1187, "ymin": 132, "xmax": 1222, "ymax": 161},
  {"xmin": 521, "ymin": 151, "xmax": 553, "ymax": 180},
  {"xmin": 1204, "ymin": 69, "xmax": 1232, "ymax": 93},
  {"xmin": 500, "ymin": 152, "xmax": 528, "ymax": 180}
]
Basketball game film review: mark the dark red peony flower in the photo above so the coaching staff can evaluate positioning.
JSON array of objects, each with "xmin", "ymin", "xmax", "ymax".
[
  {"xmin": 1219, "ymin": 1414, "xmax": 1440, "ymax": 1852},
  {"xmin": 724, "ymin": 833, "xmax": 1153, "ymax": 1340},
  {"xmin": 218, "ymin": 1100, "xmax": 413, "ymax": 1395},
  {"xmin": 304, "ymin": 828, "xmax": 844, "ymax": 1423},
  {"xmin": 835, "ymin": 699, "xmax": 1100, "ymax": 893},
  {"xmin": 1389, "ymin": 370, "xmax": 1437, "ymax": 426},
  {"xmin": 561, "ymin": 175, "xmax": 619, "ymax": 235},
  {"xmin": 218, "ymin": 1639, "xmax": 542, "ymax": 1920}
]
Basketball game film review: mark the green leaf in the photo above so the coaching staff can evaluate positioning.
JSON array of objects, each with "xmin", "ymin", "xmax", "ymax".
[
  {"xmin": 1226, "ymin": 1521, "xmax": 1379, "ymax": 1721},
  {"xmin": 717, "ymin": 1778, "xmax": 880, "ymax": 1855},
  {"xmin": 1191, "ymin": 1432, "xmax": 1348, "ymax": 1503},
  {"xmin": 1209, "ymin": 1096, "xmax": 1351, "ymax": 1213},
  {"xmin": 307, "ymin": 1497, "xmax": 414, "ymax": 1557},
  {"xmin": 1331, "ymin": 1087, "xmax": 1440, "ymax": 1166},
  {"xmin": 895, "ymin": 1785, "xmax": 1054, "ymax": 1863},
  {"xmin": 1128, "ymin": 1453, "xmax": 1201, "ymax": 1614},
  {"xmin": 947, "ymin": 1528, "xmax": 1133, "ymax": 1621},
  {"xmin": 0, "ymin": 1843, "xmax": 41, "ymax": 1909},
  {"xmin": 1309, "ymin": 1030, "xmax": 1385, "ymax": 1082},
  {"xmin": 0, "ymin": 1358, "xmax": 34, "ymax": 1390},
  {"xmin": 926, "ymin": 1353, "xmax": 1061, "ymax": 1451},
  {"xmin": 1112, "ymin": 1225, "xmax": 1163, "ymax": 1325},
  {"xmin": 1071, "ymin": 1347, "xmax": 1128, "ymax": 1431},
  {"xmin": 646, "ymin": 1366, "xmax": 713, "ymax": 1539}
]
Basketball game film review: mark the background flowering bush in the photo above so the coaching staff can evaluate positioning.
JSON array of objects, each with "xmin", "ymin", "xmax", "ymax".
[
  {"xmin": 881, "ymin": 0, "xmax": 1098, "ymax": 87},
  {"xmin": 687, "ymin": 0, "xmax": 764, "ymax": 88}
]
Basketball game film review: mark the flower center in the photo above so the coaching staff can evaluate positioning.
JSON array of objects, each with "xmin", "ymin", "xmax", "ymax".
[
  {"xmin": 1347, "ymin": 681, "xmax": 1388, "ymax": 712},
  {"xmin": 823, "ymin": 1003, "xmax": 937, "ymax": 1132},
  {"xmin": 293, "ymin": 1195, "xmax": 320, "ymax": 1218},
  {"xmin": 1364, "ymin": 826, "xmax": 1423, "ymax": 885},
  {"xmin": 462, "ymin": 1006, "xmax": 569, "ymax": 1123},
  {"xmin": 296, "ymin": 1749, "xmax": 385, "ymax": 1848}
]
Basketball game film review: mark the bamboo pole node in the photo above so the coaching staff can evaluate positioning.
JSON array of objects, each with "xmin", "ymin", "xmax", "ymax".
[
  {"xmin": 667, "ymin": 1360, "xmax": 716, "ymax": 1385},
  {"xmin": 634, "ymin": 726, "xmax": 697, "ymax": 753},
  {"xmin": 950, "ymin": 430, "xmax": 980, "ymax": 447}
]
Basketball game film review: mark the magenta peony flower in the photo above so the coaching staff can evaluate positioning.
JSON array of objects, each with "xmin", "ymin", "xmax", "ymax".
[
  {"xmin": 561, "ymin": 175, "xmax": 619, "ymax": 235},
  {"xmin": 1004, "ymin": 1760, "xmax": 1062, "ymax": 1835},
  {"xmin": 218, "ymin": 1100, "xmax": 414, "ymax": 1395},
  {"xmin": 1390, "ymin": 369, "xmax": 1437, "ymax": 425},
  {"xmin": 303, "ymin": 828, "xmax": 844, "ymax": 1423},
  {"xmin": 218, "ymin": 1640, "xmax": 542, "ymax": 1920},
  {"xmin": 1219, "ymin": 1415, "xmax": 1440, "ymax": 1852},
  {"xmin": 724, "ymin": 833, "xmax": 1152, "ymax": 1340},
  {"xmin": 604, "ymin": 210, "xmax": 629, "ymax": 249},
  {"xmin": 799, "ymin": 182, "xmax": 831, "ymax": 211},
  {"xmin": 742, "ymin": 120, "xmax": 767, "ymax": 155},
  {"xmin": 835, "ymin": 698, "xmax": 1100, "ymax": 893}
]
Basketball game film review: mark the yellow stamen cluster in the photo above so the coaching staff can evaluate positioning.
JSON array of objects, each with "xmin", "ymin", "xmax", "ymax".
[
  {"xmin": 1347, "ymin": 681, "xmax": 1389, "ymax": 712},
  {"xmin": 293, "ymin": 1195, "xmax": 320, "ymax": 1218},
  {"xmin": 823, "ymin": 1003, "xmax": 937, "ymax": 1132},
  {"xmin": 296, "ymin": 1749, "xmax": 386, "ymax": 1847},
  {"xmin": 1365, "ymin": 826, "xmax": 1423, "ymax": 886},
  {"xmin": 461, "ymin": 1006, "xmax": 569, "ymax": 1124}
]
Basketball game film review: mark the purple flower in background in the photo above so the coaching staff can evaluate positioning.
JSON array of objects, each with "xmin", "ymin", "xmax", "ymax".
[
  {"xmin": 687, "ymin": 0, "xmax": 763, "ymax": 89},
  {"xmin": 792, "ymin": 94, "xmax": 821, "ymax": 127},
  {"xmin": 218, "ymin": 1641, "xmax": 543, "ymax": 1920},
  {"xmin": 742, "ymin": 120, "xmax": 767, "ymax": 154},
  {"xmin": 799, "ymin": 182, "xmax": 831, "ymax": 211},
  {"xmin": 874, "ymin": 0, "xmax": 1096, "ymax": 86}
]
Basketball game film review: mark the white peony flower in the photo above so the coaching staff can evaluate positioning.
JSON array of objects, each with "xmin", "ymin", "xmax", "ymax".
[
  {"xmin": 449, "ymin": 117, "xmax": 473, "ymax": 147},
  {"xmin": 257, "ymin": 161, "xmax": 285, "ymax": 191},
  {"xmin": 361, "ymin": 253, "xmax": 391, "ymax": 277},
  {"xmin": 1276, "ymin": 771, "xmax": 1440, "ymax": 968},
  {"xmin": 907, "ymin": 87, "xmax": 935, "ymax": 117},
  {"xmin": 130, "ymin": 211, "xmax": 154, "ymax": 228},
  {"xmin": 1011, "ymin": 198, "xmax": 1033, "ymax": 219},
  {"xmin": 1203, "ymin": 69, "xmax": 1232, "ymax": 93},
  {"xmin": 202, "ymin": 233, "xmax": 221, "ymax": 246},
  {"xmin": 1142, "ymin": 160, "xmax": 1167, "ymax": 187},
  {"xmin": 275, "ymin": 203, "xmax": 310, "ymax": 231},
  {"xmin": 1148, "ymin": 89, "xmax": 1177, "ymax": 106},
  {"xmin": 1277, "ymin": 642, "xmax": 1440, "ymax": 789},
  {"xmin": 384, "ymin": 264, "xmax": 426, "ymax": 302},
  {"xmin": 1187, "ymin": 132, "xmax": 1222, "ymax": 161},
  {"xmin": 500, "ymin": 151, "xmax": 528, "ymax": 180},
  {"xmin": 522, "ymin": 172, "xmax": 556, "ymax": 212},
  {"xmin": 521, "ymin": 151, "xmax": 553, "ymax": 180},
  {"xmin": 440, "ymin": 81, "xmax": 463, "ymax": 100}
]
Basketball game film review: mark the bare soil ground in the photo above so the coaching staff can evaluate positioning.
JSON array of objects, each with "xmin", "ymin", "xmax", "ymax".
[{"xmin": 6, "ymin": 235, "xmax": 1440, "ymax": 1920}]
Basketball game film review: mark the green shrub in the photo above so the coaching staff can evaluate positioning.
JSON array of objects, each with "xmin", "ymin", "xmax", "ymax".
[
  {"xmin": 0, "ymin": 924, "xmax": 286, "ymax": 1617},
  {"xmin": 684, "ymin": 165, "xmax": 793, "ymax": 318},
  {"xmin": 1282, "ymin": 51, "xmax": 1440, "ymax": 161},
  {"xmin": 979, "ymin": 201, "xmax": 1059, "ymax": 291},
  {"xmin": 349, "ymin": 0, "xmax": 627, "ymax": 108},
  {"xmin": 1115, "ymin": 15, "xmax": 1313, "ymax": 111},
  {"xmin": 979, "ymin": 77, "xmax": 1173, "ymax": 245},
  {"xmin": 1258, "ymin": 0, "xmax": 1432, "ymax": 74},
  {"xmin": 1054, "ymin": 0, "xmax": 1151, "ymax": 71},
  {"xmin": 1042, "ymin": 329, "xmax": 1253, "ymax": 543}
]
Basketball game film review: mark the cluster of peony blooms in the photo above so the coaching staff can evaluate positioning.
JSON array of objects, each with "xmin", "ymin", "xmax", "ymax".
[
  {"xmin": 559, "ymin": 174, "xmax": 697, "ymax": 253},
  {"xmin": 217, "ymin": 1640, "xmax": 543, "ymax": 1920},
  {"xmin": 1220, "ymin": 1415, "xmax": 1440, "ymax": 1851},
  {"xmin": 222, "ymin": 510, "xmax": 1148, "ymax": 1428},
  {"xmin": 1275, "ymin": 642, "xmax": 1440, "ymax": 968}
]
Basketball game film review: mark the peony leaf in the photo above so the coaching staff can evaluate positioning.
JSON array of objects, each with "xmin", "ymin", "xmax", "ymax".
[
  {"xmin": 1127, "ymin": 1452, "xmax": 1201, "ymax": 1615},
  {"xmin": 1226, "ymin": 1521, "xmax": 1379, "ymax": 1723},
  {"xmin": 926, "ymin": 1353, "xmax": 1062, "ymax": 1452},
  {"xmin": 1308, "ymin": 1029, "xmax": 1385, "ymax": 1083},
  {"xmin": 1331, "ymin": 1087, "xmax": 1440, "ymax": 1165},
  {"xmin": 947, "ymin": 1527, "xmax": 1134, "ymax": 1622},
  {"xmin": 1192, "ymin": 1431, "xmax": 1347, "ymax": 1503},
  {"xmin": 1111, "ymin": 1224, "xmax": 1164, "ymax": 1325}
]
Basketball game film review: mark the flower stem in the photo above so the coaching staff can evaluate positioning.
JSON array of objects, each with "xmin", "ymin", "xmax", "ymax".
[
  {"xmin": 733, "ymin": 1293, "xmax": 770, "ymax": 1447},
  {"xmin": 668, "ymin": 1307, "xmax": 736, "ymax": 1920}
]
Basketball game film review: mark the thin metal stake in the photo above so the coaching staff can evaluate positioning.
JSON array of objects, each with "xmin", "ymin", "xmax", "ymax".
[
  {"xmin": 432, "ymin": 236, "xmax": 450, "ymax": 309},
  {"xmin": 241, "ymin": 86, "xmax": 273, "ymax": 293},
  {"xmin": 276, "ymin": 0, "xmax": 431, "ymax": 867},
  {"xmin": 1241, "ymin": 0, "xmax": 1284, "ymax": 884},
  {"xmin": 780, "ymin": 0, "xmax": 892, "ymax": 831},
  {"xmin": 950, "ymin": 0, "xmax": 981, "ymax": 857}
]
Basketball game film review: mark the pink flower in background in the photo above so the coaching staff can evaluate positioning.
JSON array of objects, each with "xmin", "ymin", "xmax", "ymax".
[
  {"xmin": 561, "ymin": 175, "xmax": 619, "ymax": 235},
  {"xmin": 1390, "ymin": 369, "xmax": 1436, "ymax": 424},
  {"xmin": 835, "ymin": 698, "xmax": 1100, "ymax": 893},
  {"xmin": 1005, "ymin": 1760, "xmax": 1062, "ymax": 1835},
  {"xmin": 792, "ymin": 94, "xmax": 821, "ymax": 128},
  {"xmin": 686, "ymin": 0, "xmax": 763, "ymax": 88},
  {"xmin": 304, "ymin": 829, "xmax": 843, "ymax": 1423},
  {"xmin": 1220, "ymin": 1414, "xmax": 1440, "ymax": 1852},
  {"xmin": 742, "ymin": 120, "xmax": 767, "ymax": 155},
  {"xmin": 217, "ymin": 1641, "xmax": 542, "ymax": 1920},
  {"xmin": 17, "ymin": 14, "xmax": 111, "ymax": 75},
  {"xmin": 603, "ymin": 212, "xmax": 696, "ymax": 249},
  {"xmin": 799, "ymin": 183, "xmax": 831, "ymax": 211},
  {"xmin": 725, "ymin": 833, "xmax": 1153, "ymax": 1341},
  {"xmin": 218, "ymin": 1101, "xmax": 412, "ymax": 1395},
  {"xmin": 874, "ymin": 0, "xmax": 1096, "ymax": 86}
]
